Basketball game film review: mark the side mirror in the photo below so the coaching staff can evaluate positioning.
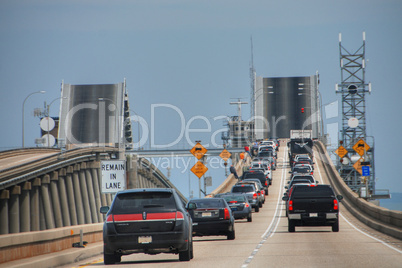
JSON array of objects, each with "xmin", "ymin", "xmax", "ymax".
[
  {"xmin": 187, "ymin": 202, "xmax": 197, "ymax": 210},
  {"xmin": 316, "ymin": 181, "xmax": 319, "ymax": 184},
  {"xmin": 284, "ymin": 186, "xmax": 288, "ymax": 189},
  {"xmin": 282, "ymin": 196, "xmax": 288, "ymax": 201},
  {"xmin": 289, "ymin": 171, "xmax": 292, "ymax": 174},
  {"xmin": 337, "ymin": 195, "xmax": 344, "ymax": 201},
  {"xmin": 100, "ymin": 206, "xmax": 109, "ymax": 214}
]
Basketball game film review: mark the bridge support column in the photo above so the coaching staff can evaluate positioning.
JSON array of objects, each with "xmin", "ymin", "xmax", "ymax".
[
  {"xmin": 90, "ymin": 162, "xmax": 102, "ymax": 222},
  {"xmin": 0, "ymin": 190, "xmax": 9, "ymax": 234},
  {"xmin": 85, "ymin": 168, "xmax": 98, "ymax": 223},
  {"xmin": 31, "ymin": 178, "xmax": 41, "ymax": 231},
  {"xmin": 58, "ymin": 169, "xmax": 71, "ymax": 227},
  {"xmin": 127, "ymin": 154, "xmax": 138, "ymax": 189},
  {"xmin": 9, "ymin": 186, "xmax": 21, "ymax": 233},
  {"xmin": 79, "ymin": 163, "xmax": 92, "ymax": 224},
  {"xmin": 66, "ymin": 167, "xmax": 78, "ymax": 226},
  {"xmin": 20, "ymin": 182, "xmax": 31, "ymax": 232},
  {"xmin": 73, "ymin": 165, "xmax": 85, "ymax": 225},
  {"xmin": 41, "ymin": 175, "xmax": 55, "ymax": 230},
  {"xmin": 50, "ymin": 171, "xmax": 63, "ymax": 228}
]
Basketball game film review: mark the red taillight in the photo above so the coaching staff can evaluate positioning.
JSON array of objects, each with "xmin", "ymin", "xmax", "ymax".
[
  {"xmin": 176, "ymin": 211, "xmax": 184, "ymax": 219},
  {"xmin": 333, "ymin": 199, "xmax": 339, "ymax": 210},
  {"xmin": 288, "ymin": 200, "xmax": 293, "ymax": 211},
  {"xmin": 253, "ymin": 193, "xmax": 257, "ymax": 199},
  {"xmin": 106, "ymin": 215, "xmax": 113, "ymax": 222},
  {"xmin": 229, "ymin": 201, "xmax": 237, "ymax": 203},
  {"xmin": 265, "ymin": 181, "xmax": 268, "ymax": 186},
  {"xmin": 245, "ymin": 203, "xmax": 250, "ymax": 208},
  {"xmin": 224, "ymin": 208, "xmax": 230, "ymax": 219},
  {"xmin": 311, "ymin": 172, "xmax": 313, "ymax": 175},
  {"xmin": 309, "ymin": 184, "xmax": 317, "ymax": 187}
]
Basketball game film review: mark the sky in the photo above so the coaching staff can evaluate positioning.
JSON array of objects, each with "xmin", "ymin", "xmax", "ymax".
[{"xmin": 1, "ymin": 0, "xmax": 402, "ymax": 196}]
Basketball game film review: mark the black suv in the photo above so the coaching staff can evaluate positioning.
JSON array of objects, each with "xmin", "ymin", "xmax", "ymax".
[{"xmin": 100, "ymin": 188, "xmax": 193, "ymax": 264}]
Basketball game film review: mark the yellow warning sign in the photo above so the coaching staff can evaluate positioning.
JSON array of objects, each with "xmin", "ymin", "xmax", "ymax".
[
  {"xmin": 352, "ymin": 139, "xmax": 370, "ymax": 157},
  {"xmin": 335, "ymin": 145, "xmax": 348, "ymax": 158},
  {"xmin": 353, "ymin": 157, "xmax": 363, "ymax": 175},
  {"xmin": 191, "ymin": 161, "xmax": 208, "ymax": 179},
  {"xmin": 190, "ymin": 142, "xmax": 208, "ymax": 160},
  {"xmin": 219, "ymin": 149, "xmax": 231, "ymax": 162}
]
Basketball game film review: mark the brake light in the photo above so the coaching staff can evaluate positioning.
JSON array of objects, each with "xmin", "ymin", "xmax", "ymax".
[
  {"xmin": 245, "ymin": 203, "xmax": 250, "ymax": 208},
  {"xmin": 309, "ymin": 184, "xmax": 317, "ymax": 187},
  {"xmin": 253, "ymin": 193, "xmax": 257, "ymax": 199},
  {"xmin": 311, "ymin": 172, "xmax": 314, "ymax": 175},
  {"xmin": 224, "ymin": 208, "xmax": 230, "ymax": 219},
  {"xmin": 258, "ymin": 192, "xmax": 261, "ymax": 196},
  {"xmin": 106, "ymin": 215, "xmax": 113, "ymax": 222},
  {"xmin": 333, "ymin": 199, "xmax": 339, "ymax": 210},
  {"xmin": 265, "ymin": 181, "xmax": 268, "ymax": 186},
  {"xmin": 288, "ymin": 200, "xmax": 293, "ymax": 211},
  {"xmin": 229, "ymin": 201, "xmax": 237, "ymax": 203},
  {"xmin": 176, "ymin": 211, "xmax": 184, "ymax": 219}
]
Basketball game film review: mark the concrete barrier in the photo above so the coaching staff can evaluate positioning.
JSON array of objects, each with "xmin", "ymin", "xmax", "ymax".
[{"xmin": 316, "ymin": 141, "xmax": 402, "ymax": 240}]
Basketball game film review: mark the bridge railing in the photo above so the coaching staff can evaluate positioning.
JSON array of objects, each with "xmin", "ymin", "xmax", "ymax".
[{"xmin": 316, "ymin": 141, "xmax": 402, "ymax": 240}]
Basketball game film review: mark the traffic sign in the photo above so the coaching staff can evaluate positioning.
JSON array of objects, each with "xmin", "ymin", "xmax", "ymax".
[
  {"xmin": 352, "ymin": 139, "xmax": 370, "ymax": 156},
  {"xmin": 353, "ymin": 158, "xmax": 363, "ymax": 175},
  {"xmin": 191, "ymin": 161, "xmax": 208, "ymax": 179},
  {"xmin": 335, "ymin": 145, "xmax": 348, "ymax": 158},
  {"xmin": 219, "ymin": 149, "xmax": 231, "ymax": 161},
  {"xmin": 190, "ymin": 142, "xmax": 208, "ymax": 160},
  {"xmin": 362, "ymin": 166, "xmax": 370, "ymax": 176}
]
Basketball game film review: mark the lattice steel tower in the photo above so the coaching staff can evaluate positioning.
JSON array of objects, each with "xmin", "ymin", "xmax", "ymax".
[{"xmin": 336, "ymin": 32, "xmax": 374, "ymax": 195}]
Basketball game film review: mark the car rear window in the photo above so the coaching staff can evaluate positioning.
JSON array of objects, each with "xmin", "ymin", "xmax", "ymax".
[
  {"xmin": 232, "ymin": 185, "xmax": 255, "ymax": 193},
  {"xmin": 292, "ymin": 186, "xmax": 335, "ymax": 198},
  {"xmin": 112, "ymin": 192, "xmax": 176, "ymax": 214},
  {"xmin": 292, "ymin": 176, "xmax": 314, "ymax": 182},
  {"xmin": 192, "ymin": 199, "xmax": 224, "ymax": 208},
  {"xmin": 243, "ymin": 172, "xmax": 265, "ymax": 180},
  {"xmin": 223, "ymin": 195, "xmax": 246, "ymax": 203}
]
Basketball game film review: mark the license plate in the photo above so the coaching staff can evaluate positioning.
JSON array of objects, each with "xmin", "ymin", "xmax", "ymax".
[
  {"xmin": 138, "ymin": 236, "xmax": 152, "ymax": 244},
  {"xmin": 202, "ymin": 212, "xmax": 212, "ymax": 217},
  {"xmin": 231, "ymin": 207, "xmax": 238, "ymax": 211},
  {"xmin": 309, "ymin": 213, "xmax": 318, "ymax": 217}
]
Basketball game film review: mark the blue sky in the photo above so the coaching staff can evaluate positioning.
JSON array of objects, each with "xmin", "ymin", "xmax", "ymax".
[{"xmin": 1, "ymin": 0, "xmax": 401, "ymax": 195}]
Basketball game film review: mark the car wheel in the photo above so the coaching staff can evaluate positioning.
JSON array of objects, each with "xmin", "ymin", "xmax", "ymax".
[
  {"xmin": 259, "ymin": 202, "xmax": 263, "ymax": 208},
  {"xmin": 247, "ymin": 213, "xmax": 252, "ymax": 222},
  {"xmin": 255, "ymin": 206, "xmax": 259, "ymax": 212},
  {"xmin": 179, "ymin": 240, "xmax": 192, "ymax": 261},
  {"xmin": 227, "ymin": 229, "xmax": 235, "ymax": 240},
  {"xmin": 288, "ymin": 219, "xmax": 295, "ymax": 232},
  {"xmin": 332, "ymin": 219, "xmax": 339, "ymax": 232},
  {"xmin": 104, "ymin": 253, "xmax": 118, "ymax": 265}
]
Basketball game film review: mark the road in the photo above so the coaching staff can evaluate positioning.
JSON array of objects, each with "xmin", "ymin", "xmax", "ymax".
[{"xmin": 59, "ymin": 144, "xmax": 402, "ymax": 268}]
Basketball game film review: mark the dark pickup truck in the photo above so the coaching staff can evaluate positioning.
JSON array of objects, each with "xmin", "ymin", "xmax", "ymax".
[{"xmin": 283, "ymin": 184, "xmax": 343, "ymax": 232}]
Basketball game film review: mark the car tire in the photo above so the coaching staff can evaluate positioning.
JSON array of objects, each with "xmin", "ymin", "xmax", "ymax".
[
  {"xmin": 332, "ymin": 219, "xmax": 339, "ymax": 232},
  {"xmin": 247, "ymin": 214, "xmax": 252, "ymax": 222},
  {"xmin": 227, "ymin": 229, "xmax": 235, "ymax": 240},
  {"xmin": 288, "ymin": 219, "xmax": 295, "ymax": 232},
  {"xmin": 179, "ymin": 240, "xmax": 192, "ymax": 261},
  {"xmin": 104, "ymin": 253, "xmax": 119, "ymax": 265},
  {"xmin": 259, "ymin": 201, "xmax": 263, "ymax": 208},
  {"xmin": 255, "ymin": 206, "xmax": 259, "ymax": 212}
]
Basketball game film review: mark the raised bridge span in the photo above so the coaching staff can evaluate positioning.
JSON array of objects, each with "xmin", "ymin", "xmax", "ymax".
[{"xmin": 0, "ymin": 142, "xmax": 401, "ymax": 268}]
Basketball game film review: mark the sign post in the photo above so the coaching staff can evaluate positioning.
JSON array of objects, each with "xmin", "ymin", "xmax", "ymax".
[{"xmin": 101, "ymin": 160, "xmax": 126, "ymax": 193}]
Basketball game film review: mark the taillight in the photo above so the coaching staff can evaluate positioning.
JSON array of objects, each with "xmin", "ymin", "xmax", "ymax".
[
  {"xmin": 229, "ymin": 201, "xmax": 237, "ymax": 203},
  {"xmin": 224, "ymin": 208, "xmax": 230, "ymax": 219},
  {"xmin": 311, "ymin": 171, "xmax": 314, "ymax": 175},
  {"xmin": 176, "ymin": 211, "xmax": 184, "ymax": 219},
  {"xmin": 245, "ymin": 203, "xmax": 250, "ymax": 208},
  {"xmin": 265, "ymin": 181, "xmax": 268, "ymax": 186},
  {"xmin": 288, "ymin": 200, "xmax": 293, "ymax": 211},
  {"xmin": 253, "ymin": 193, "xmax": 257, "ymax": 199},
  {"xmin": 333, "ymin": 199, "xmax": 339, "ymax": 210},
  {"xmin": 106, "ymin": 215, "xmax": 113, "ymax": 222}
]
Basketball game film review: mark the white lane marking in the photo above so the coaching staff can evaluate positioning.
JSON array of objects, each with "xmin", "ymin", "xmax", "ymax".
[
  {"xmin": 315, "ymin": 148, "xmax": 402, "ymax": 254},
  {"xmin": 242, "ymin": 144, "xmax": 288, "ymax": 267}
]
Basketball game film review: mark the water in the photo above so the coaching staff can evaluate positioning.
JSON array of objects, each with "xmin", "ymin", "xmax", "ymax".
[{"xmin": 379, "ymin": 192, "xmax": 402, "ymax": 212}]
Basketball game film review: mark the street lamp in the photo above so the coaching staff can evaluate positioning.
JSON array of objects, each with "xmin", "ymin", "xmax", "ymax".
[{"xmin": 22, "ymin": 90, "xmax": 46, "ymax": 147}]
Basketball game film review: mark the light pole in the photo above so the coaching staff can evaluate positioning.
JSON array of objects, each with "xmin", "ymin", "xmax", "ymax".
[
  {"xmin": 129, "ymin": 109, "xmax": 141, "ymax": 150},
  {"xmin": 22, "ymin": 90, "xmax": 46, "ymax": 147}
]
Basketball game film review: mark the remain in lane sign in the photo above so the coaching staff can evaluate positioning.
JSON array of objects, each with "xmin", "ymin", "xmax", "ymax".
[{"xmin": 191, "ymin": 161, "xmax": 208, "ymax": 179}]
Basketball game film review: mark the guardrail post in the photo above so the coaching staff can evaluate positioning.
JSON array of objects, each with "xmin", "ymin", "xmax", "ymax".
[
  {"xmin": 20, "ymin": 182, "xmax": 31, "ymax": 232},
  {"xmin": 58, "ymin": 168, "xmax": 71, "ymax": 227},
  {"xmin": 0, "ymin": 190, "xmax": 9, "ymax": 234},
  {"xmin": 31, "ymin": 178, "xmax": 41, "ymax": 231}
]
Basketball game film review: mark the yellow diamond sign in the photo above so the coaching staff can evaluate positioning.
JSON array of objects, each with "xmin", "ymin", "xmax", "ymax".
[
  {"xmin": 335, "ymin": 145, "xmax": 348, "ymax": 158},
  {"xmin": 352, "ymin": 139, "xmax": 370, "ymax": 157},
  {"xmin": 191, "ymin": 161, "xmax": 208, "ymax": 179},
  {"xmin": 219, "ymin": 149, "xmax": 231, "ymax": 162},
  {"xmin": 190, "ymin": 142, "xmax": 208, "ymax": 160}
]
